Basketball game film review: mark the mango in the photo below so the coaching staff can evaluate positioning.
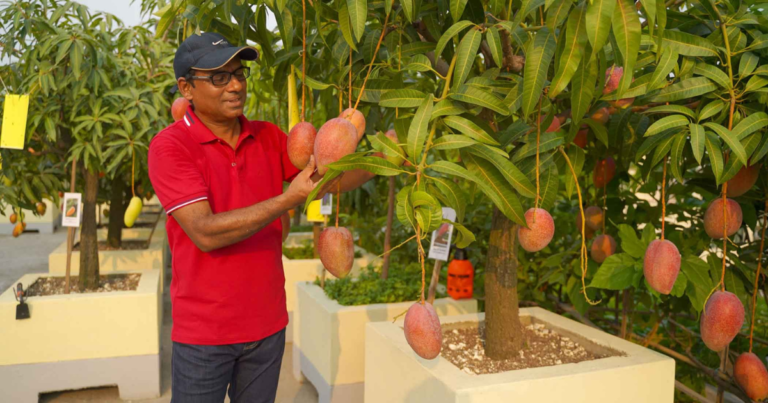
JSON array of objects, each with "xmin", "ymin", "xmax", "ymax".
[
  {"xmin": 643, "ymin": 239, "xmax": 681, "ymax": 295},
  {"xmin": 171, "ymin": 98, "xmax": 190, "ymax": 122},
  {"xmin": 518, "ymin": 208, "xmax": 555, "ymax": 252},
  {"xmin": 734, "ymin": 352, "xmax": 768, "ymax": 400},
  {"xmin": 574, "ymin": 128, "xmax": 588, "ymax": 149},
  {"xmin": 704, "ymin": 198, "xmax": 742, "ymax": 239},
  {"xmin": 287, "ymin": 122, "xmax": 317, "ymax": 170},
  {"xmin": 725, "ymin": 164, "xmax": 760, "ymax": 197},
  {"xmin": 12, "ymin": 222, "xmax": 23, "ymax": 238},
  {"xmin": 700, "ymin": 291, "xmax": 744, "ymax": 352},
  {"xmin": 314, "ymin": 118, "xmax": 359, "ymax": 175},
  {"xmin": 9, "ymin": 213, "xmax": 17, "ymax": 224},
  {"xmin": 403, "ymin": 302, "xmax": 442, "ymax": 360},
  {"xmin": 584, "ymin": 206, "xmax": 604, "ymax": 231},
  {"xmin": 318, "ymin": 226, "xmax": 355, "ymax": 278},
  {"xmin": 340, "ymin": 107, "xmax": 366, "ymax": 140},
  {"xmin": 590, "ymin": 234, "xmax": 617, "ymax": 263},
  {"xmin": 124, "ymin": 196, "xmax": 143, "ymax": 228},
  {"xmin": 36, "ymin": 202, "xmax": 46, "ymax": 215},
  {"xmin": 593, "ymin": 157, "xmax": 616, "ymax": 189}
]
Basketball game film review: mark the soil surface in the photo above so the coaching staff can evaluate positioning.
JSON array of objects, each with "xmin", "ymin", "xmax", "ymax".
[
  {"xmin": 441, "ymin": 321, "xmax": 622, "ymax": 375},
  {"xmin": 73, "ymin": 240, "xmax": 149, "ymax": 251},
  {"xmin": 25, "ymin": 273, "xmax": 141, "ymax": 296}
]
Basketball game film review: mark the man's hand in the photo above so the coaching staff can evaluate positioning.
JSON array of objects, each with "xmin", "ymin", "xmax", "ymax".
[{"xmin": 284, "ymin": 156, "xmax": 342, "ymax": 207}]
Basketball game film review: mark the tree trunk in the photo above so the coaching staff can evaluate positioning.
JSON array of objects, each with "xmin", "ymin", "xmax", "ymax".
[
  {"xmin": 107, "ymin": 175, "xmax": 126, "ymax": 248},
  {"xmin": 293, "ymin": 209, "xmax": 301, "ymax": 226},
  {"xmin": 381, "ymin": 177, "xmax": 396, "ymax": 280},
  {"xmin": 484, "ymin": 208, "xmax": 524, "ymax": 359},
  {"xmin": 79, "ymin": 167, "xmax": 100, "ymax": 291}
]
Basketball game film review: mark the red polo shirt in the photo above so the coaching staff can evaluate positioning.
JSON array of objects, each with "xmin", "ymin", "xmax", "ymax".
[{"xmin": 148, "ymin": 107, "xmax": 301, "ymax": 345}]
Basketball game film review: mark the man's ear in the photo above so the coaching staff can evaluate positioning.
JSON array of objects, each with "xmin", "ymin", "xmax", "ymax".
[{"xmin": 178, "ymin": 78, "xmax": 194, "ymax": 102}]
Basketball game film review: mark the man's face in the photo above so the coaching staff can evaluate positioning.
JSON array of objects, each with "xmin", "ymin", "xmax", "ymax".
[{"xmin": 180, "ymin": 58, "xmax": 247, "ymax": 121}]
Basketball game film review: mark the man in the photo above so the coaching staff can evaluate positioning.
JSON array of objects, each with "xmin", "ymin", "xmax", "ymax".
[{"xmin": 148, "ymin": 33, "xmax": 375, "ymax": 403}]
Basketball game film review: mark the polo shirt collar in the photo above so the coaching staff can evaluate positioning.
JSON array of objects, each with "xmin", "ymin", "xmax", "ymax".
[{"xmin": 183, "ymin": 108, "xmax": 253, "ymax": 144}]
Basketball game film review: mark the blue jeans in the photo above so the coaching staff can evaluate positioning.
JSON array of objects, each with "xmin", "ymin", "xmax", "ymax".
[{"xmin": 171, "ymin": 328, "xmax": 286, "ymax": 403}]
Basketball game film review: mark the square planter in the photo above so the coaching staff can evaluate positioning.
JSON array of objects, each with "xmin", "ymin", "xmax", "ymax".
[
  {"xmin": 48, "ymin": 225, "xmax": 167, "ymax": 289},
  {"xmin": 0, "ymin": 269, "xmax": 162, "ymax": 402},
  {"xmin": 282, "ymin": 232, "xmax": 377, "ymax": 344},
  {"xmin": 365, "ymin": 308, "xmax": 675, "ymax": 403},
  {"xmin": 295, "ymin": 281, "xmax": 478, "ymax": 403},
  {"xmin": 94, "ymin": 214, "xmax": 166, "ymax": 242},
  {"xmin": 0, "ymin": 199, "xmax": 61, "ymax": 234}
]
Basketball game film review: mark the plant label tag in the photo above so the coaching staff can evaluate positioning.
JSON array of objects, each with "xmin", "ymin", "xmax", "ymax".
[
  {"xmin": 306, "ymin": 200, "xmax": 326, "ymax": 223},
  {"xmin": 1, "ymin": 94, "xmax": 29, "ymax": 150},
  {"xmin": 320, "ymin": 193, "xmax": 333, "ymax": 215},
  {"xmin": 428, "ymin": 207, "xmax": 456, "ymax": 261},
  {"xmin": 61, "ymin": 192, "xmax": 82, "ymax": 228}
]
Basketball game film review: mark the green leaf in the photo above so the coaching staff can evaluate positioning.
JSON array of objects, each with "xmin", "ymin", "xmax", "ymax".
[
  {"xmin": 546, "ymin": 0, "xmax": 574, "ymax": 29},
  {"xmin": 462, "ymin": 152, "xmax": 526, "ymax": 226},
  {"xmin": 405, "ymin": 54, "xmax": 433, "ymax": 72},
  {"xmin": 450, "ymin": 85, "xmax": 510, "ymax": 115},
  {"xmin": 635, "ymin": 132, "xmax": 674, "ymax": 162},
  {"xmin": 744, "ymin": 75, "xmax": 768, "ymax": 93},
  {"xmin": 452, "ymin": 222, "xmax": 476, "ymax": 248},
  {"xmin": 689, "ymin": 123, "xmax": 706, "ymax": 164},
  {"xmin": 639, "ymin": 0, "xmax": 656, "ymax": 30},
  {"xmin": 429, "ymin": 161, "xmax": 477, "ymax": 182},
  {"xmin": 670, "ymin": 132, "xmax": 687, "ymax": 183},
  {"xmin": 300, "ymin": 74, "xmax": 332, "ymax": 90},
  {"xmin": 662, "ymin": 30, "xmax": 719, "ymax": 57},
  {"xmin": 648, "ymin": 77, "xmax": 717, "ymax": 103},
  {"xmin": 303, "ymin": 169, "xmax": 343, "ymax": 212},
  {"xmin": 443, "ymin": 116, "xmax": 499, "ymax": 145},
  {"xmin": 338, "ymin": 2, "xmax": 357, "ymax": 51},
  {"xmin": 539, "ymin": 167, "xmax": 560, "ymax": 211},
  {"xmin": 431, "ymin": 99, "xmax": 466, "ymax": 119},
  {"xmin": 522, "ymin": 27, "xmax": 557, "ymax": 117},
  {"xmin": 435, "ymin": 21, "xmax": 476, "ymax": 59},
  {"xmin": 453, "ymin": 28, "xmax": 482, "ymax": 87},
  {"xmin": 617, "ymin": 224, "xmax": 645, "ymax": 258},
  {"xmin": 682, "ymin": 256, "xmax": 713, "ymax": 313},
  {"xmin": 732, "ymin": 112, "xmax": 768, "ymax": 141},
  {"xmin": 694, "ymin": 63, "xmax": 731, "ymax": 89},
  {"xmin": 379, "ymin": 89, "xmax": 428, "ymax": 108},
  {"xmin": 570, "ymin": 45, "xmax": 597, "ymax": 128},
  {"xmin": 549, "ymin": 5, "xmax": 588, "ymax": 98},
  {"xmin": 466, "ymin": 145, "xmax": 537, "ymax": 198},
  {"xmin": 431, "ymin": 176, "xmax": 467, "ymax": 221},
  {"xmin": 564, "ymin": 146, "xmax": 585, "ymax": 199},
  {"xmin": 432, "ymin": 135, "xmax": 479, "ymax": 150},
  {"xmin": 450, "ymin": 0, "xmax": 469, "ymax": 21},
  {"xmin": 648, "ymin": 48, "xmax": 678, "ymax": 90},
  {"xmin": 739, "ymin": 52, "xmax": 759, "ymax": 76},
  {"xmin": 611, "ymin": 0, "xmax": 641, "ymax": 96},
  {"xmin": 585, "ymin": 0, "xmax": 615, "ymax": 53},
  {"xmin": 486, "ymin": 27, "xmax": 503, "ymax": 68},
  {"xmin": 643, "ymin": 104, "xmax": 696, "ymax": 119},
  {"xmin": 698, "ymin": 100, "xmax": 725, "ymax": 122},
  {"xmin": 704, "ymin": 122, "xmax": 749, "ymax": 165},
  {"xmin": 401, "ymin": 0, "xmax": 415, "ymax": 22},
  {"xmin": 582, "ymin": 117, "xmax": 608, "ymax": 147},
  {"xmin": 407, "ymin": 95, "xmax": 434, "ymax": 163},
  {"xmin": 590, "ymin": 253, "xmax": 638, "ymax": 290},
  {"xmin": 328, "ymin": 156, "xmax": 411, "ymax": 176},
  {"xmin": 705, "ymin": 132, "xmax": 724, "ymax": 181},
  {"xmin": 645, "ymin": 114, "xmax": 690, "ymax": 137},
  {"xmin": 346, "ymin": 0, "xmax": 367, "ymax": 42},
  {"xmin": 370, "ymin": 132, "xmax": 407, "ymax": 161}
]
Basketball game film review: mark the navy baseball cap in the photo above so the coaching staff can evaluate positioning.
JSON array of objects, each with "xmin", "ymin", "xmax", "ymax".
[{"xmin": 173, "ymin": 32, "xmax": 259, "ymax": 80}]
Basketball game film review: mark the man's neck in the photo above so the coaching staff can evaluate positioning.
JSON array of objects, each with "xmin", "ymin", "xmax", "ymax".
[{"xmin": 195, "ymin": 110, "xmax": 241, "ymax": 149}]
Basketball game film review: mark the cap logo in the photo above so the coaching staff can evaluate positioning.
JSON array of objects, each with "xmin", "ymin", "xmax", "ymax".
[{"xmin": 212, "ymin": 39, "xmax": 227, "ymax": 46}]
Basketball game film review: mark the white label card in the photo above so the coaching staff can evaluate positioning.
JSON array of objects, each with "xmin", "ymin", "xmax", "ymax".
[
  {"xmin": 320, "ymin": 193, "xmax": 333, "ymax": 215},
  {"xmin": 428, "ymin": 207, "xmax": 457, "ymax": 261},
  {"xmin": 61, "ymin": 192, "xmax": 82, "ymax": 228}
]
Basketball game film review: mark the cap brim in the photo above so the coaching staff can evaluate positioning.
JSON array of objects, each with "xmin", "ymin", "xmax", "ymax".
[{"xmin": 193, "ymin": 46, "xmax": 259, "ymax": 71}]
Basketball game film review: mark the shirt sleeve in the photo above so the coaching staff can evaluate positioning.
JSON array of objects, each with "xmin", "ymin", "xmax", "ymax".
[
  {"xmin": 148, "ymin": 135, "xmax": 209, "ymax": 215},
  {"xmin": 276, "ymin": 124, "xmax": 302, "ymax": 183}
]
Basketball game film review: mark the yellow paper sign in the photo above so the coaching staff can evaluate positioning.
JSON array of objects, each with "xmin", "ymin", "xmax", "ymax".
[
  {"xmin": 1, "ymin": 94, "xmax": 29, "ymax": 150},
  {"xmin": 306, "ymin": 200, "xmax": 326, "ymax": 223}
]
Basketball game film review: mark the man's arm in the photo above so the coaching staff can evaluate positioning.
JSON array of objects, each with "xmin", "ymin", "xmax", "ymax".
[{"xmin": 172, "ymin": 156, "xmax": 339, "ymax": 252}]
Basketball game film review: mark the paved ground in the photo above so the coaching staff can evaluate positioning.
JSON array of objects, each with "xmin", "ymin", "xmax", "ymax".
[{"xmin": 2, "ymin": 228, "xmax": 319, "ymax": 403}]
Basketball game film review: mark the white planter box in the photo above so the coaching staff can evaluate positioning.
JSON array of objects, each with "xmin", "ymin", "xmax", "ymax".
[
  {"xmin": 49, "ymin": 227, "xmax": 167, "ymax": 289},
  {"xmin": 365, "ymin": 308, "xmax": 675, "ymax": 403},
  {"xmin": 295, "ymin": 281, "xmax": 478, "ymax": 403},
  {"xmin": 282, "ymin": 232, "xmax": 377, "ymax": 344},
  {"xmin": 0, "ymin": 270, "xmax": 162, "ymax": 402},
  {"xmin": 93, "ymin": 215, "xmax": 166, "ymax": 242},
  {"xmin": 0, "ymin": 199, "xmax": 61, "ymax": 234}
]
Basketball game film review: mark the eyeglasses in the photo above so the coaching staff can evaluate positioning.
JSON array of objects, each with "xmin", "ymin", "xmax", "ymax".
[{"xmin": 187, "ymin": 66, "xmax": 250, "ymax": 87}]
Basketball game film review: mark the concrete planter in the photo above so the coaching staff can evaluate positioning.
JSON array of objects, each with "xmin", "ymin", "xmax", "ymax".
[
  {"xmin": 0, "ymin": 270, "xmax": 162, "ymax": 402},
  {"xmin": 295, "ymin": 281, "xmax": 478, "ymax": 403},
  {"xmin": 49, "ymin": 222, "xmax": 167, "ymax": 288},
  {"xmin": 0, "ymin": 199, "xmax": 61, "ymax": 234},
  {"xmin": 282, "ymin": 232, "xmax": 377, "ymax": 344},
  {"xmin": 365, "ymin": 308, "xmax": 675, "ymax": 403},
  {"xmin": 93, "ymin": 215, "xmax": 166, "ymax": 242}
]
